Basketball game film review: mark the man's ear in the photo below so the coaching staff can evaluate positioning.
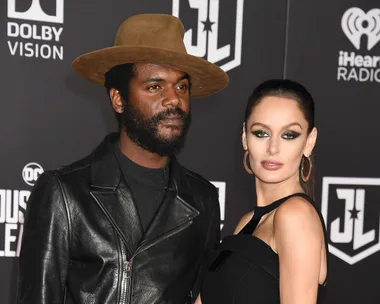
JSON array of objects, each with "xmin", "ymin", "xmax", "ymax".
[
  {"xmin": 304, "ymin": 127, "xmax": 317, "ymax": 157},
  {"xmin": 242, "ymin": 123, "xmax": 248, "ymax": 150},
  {"xmin": 110, "ymin": 89, "xmax": 124, "ymax": 114}
]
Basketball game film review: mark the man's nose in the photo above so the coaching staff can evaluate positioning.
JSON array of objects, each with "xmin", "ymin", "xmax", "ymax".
[{"xmin": 162, "ymin": 87, "xmax": 181, "ymax": 107}]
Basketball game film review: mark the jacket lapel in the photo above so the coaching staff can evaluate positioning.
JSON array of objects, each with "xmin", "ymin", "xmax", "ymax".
[
  {"xmin": 89, "ymin": 133, "xmax": 143, "ymax": 257},
  {"xmin": 137, "ymin": 159, "xmax": 200, "ymax": 253},
  {"xmin": 89, "ymin": 135, "xmax": 200, "ymax": 256}
]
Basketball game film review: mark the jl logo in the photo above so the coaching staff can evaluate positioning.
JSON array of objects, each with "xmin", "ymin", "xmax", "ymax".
[
  {"xmin": 211, "ymin": 181, "xmax": 226, "ymax": 231},
  {"xmin": 322, "ymin": 177, "xmax": 380, "ymax": 265},
  {"xmin": 341, "ymin": 7, "xmax": 380, "ymax": 51},
  {"xmin": 172, "ymin": 0, "xmax": 244, "ymax": 72},
  {"xmin": 8, "ymin": 0, "xmax": 64, "ymax": 24}
]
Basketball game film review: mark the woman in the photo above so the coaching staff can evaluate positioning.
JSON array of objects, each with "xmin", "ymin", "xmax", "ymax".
[{"xmin": 197, "ymin": 79, "xmax": 328, "ymax": 304}]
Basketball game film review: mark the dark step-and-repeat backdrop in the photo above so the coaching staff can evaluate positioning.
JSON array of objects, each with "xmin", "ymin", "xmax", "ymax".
[{"xmin": 1, "ymin": 0, "xmax": 379, "ymax": 303}]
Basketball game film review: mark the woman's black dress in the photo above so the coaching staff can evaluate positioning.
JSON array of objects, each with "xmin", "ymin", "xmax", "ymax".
[{"xmin": 200, "ymin": 193, "xmax": 328, "ymax": 303}]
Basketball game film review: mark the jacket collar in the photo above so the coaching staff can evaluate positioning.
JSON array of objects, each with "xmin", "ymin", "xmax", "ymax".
[
  {"xmin": 90, "ymin": 132, "xmax": 122, "ymax": 190},
  {"xmin": 90, "ymin": 132, "xmax": 191, "ymax": 193},
  {"xmin": 89, "ymin": 133, "xmax": 199, "ymax": 257}
]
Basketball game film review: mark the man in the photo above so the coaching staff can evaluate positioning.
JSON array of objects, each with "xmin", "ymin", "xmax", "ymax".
[{"xmin": 17, "ymin": 14, "xmax": 228, "ymax": 304}]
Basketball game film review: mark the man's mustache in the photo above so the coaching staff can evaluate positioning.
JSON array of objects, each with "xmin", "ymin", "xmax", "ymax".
[{"xmin": 153, "ymin": 108, "xmax": 189, "ymax": 122}]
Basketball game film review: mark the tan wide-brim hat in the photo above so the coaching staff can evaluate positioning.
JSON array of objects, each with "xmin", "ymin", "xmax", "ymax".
[{"xmin": 72, "ymin": 14, "xmax": 229, "ymax": 98}]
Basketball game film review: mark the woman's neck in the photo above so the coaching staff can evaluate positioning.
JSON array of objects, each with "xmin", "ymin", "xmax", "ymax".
[{"xmin": 254, "ymin": 175, "xmax": 304, "ymax": 207}]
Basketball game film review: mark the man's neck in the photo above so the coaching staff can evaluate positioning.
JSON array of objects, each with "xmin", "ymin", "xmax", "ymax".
[{"xmin": 119, "ymin": 131, "xmax": 169, "ymax": 169}]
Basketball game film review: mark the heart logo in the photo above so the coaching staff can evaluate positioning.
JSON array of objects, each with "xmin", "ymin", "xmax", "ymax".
[{"xmin": 341, "ymin": 7, "xmax": 380, "ymax": 51}]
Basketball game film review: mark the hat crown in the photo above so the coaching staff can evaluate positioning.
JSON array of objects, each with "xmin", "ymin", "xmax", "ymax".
[
  {"xmin": 114, "ymin": 14, "xmax": 187, "ymax": 54},
  {"xmin": 71, "ymin": 13, "xmax": 229, "ymax": 97}
]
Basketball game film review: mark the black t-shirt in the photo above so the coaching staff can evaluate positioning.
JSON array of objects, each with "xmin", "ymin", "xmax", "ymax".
[{"xmin": 114, "ymin": 144, "xmax": 169, "ymax": 231}]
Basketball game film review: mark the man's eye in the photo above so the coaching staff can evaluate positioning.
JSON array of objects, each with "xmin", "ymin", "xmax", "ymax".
[
  {"xmin": 148, "ymin": 85, "xmax": 161, "ymax": 90},
  {"xmin": 177, "ymin": 84, "xmax": 188, "ymax": 90},
  {"xmin": 251, "ymin": 130, "xmax": 269, "ymax": 138}
]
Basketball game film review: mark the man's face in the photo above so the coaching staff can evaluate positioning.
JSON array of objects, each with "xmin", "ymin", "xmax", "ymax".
[{"xmin": 119, "ymin": 63, "xmax": 192, "ymax": 156}]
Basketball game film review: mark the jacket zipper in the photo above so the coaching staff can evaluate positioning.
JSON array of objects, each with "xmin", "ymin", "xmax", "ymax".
[
  {"xmin": 118, "ymin": 237, "xmax": 128, "ymax": 304},
  {"xmin": 124, "ymin": 258, "xmax": 133, "ymax": 304}
]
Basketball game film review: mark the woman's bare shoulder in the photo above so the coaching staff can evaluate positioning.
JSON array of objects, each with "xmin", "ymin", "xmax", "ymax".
[
  {"xmin": 273, "ymin": 196, "xmax": 323, "ymax": 246},
  {"xmin": 274, "ymin": 196, "xmax": 319, "ymax": 224}
]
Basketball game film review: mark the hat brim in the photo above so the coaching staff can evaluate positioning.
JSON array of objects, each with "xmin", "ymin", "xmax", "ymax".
[{"xmin": 72, "ymin": 46, "xmax": 229, "ymax": 98}]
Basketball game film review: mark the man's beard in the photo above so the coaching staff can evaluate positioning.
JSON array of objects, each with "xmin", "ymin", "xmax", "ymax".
[{"xmin": 120, "ymin": 102, "xmax": 191, "ymax": 157}]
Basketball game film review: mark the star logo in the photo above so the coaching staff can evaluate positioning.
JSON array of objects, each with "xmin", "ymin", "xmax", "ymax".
[
  {"xmin": 172, "ymin": 0, "xmax": 244, "ymax": 72},
  {"xmin": 349, "ymin": 205, "xmax": 360, "ymax": 220},
  {"xmin": 202, "ymin": 16, "xmax": 214, "ymax": 32}
]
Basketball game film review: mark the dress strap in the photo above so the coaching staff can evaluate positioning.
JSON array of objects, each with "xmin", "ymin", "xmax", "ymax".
[
  {"xmin": 238, "ymin": 216, "xmax": 261, "ymax": 235},
  {"xmin": 239, "ymin": 192, "xmax": 305, "ymax": 235}
]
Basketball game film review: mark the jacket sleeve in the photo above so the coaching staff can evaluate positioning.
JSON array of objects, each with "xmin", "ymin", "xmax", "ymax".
[
  {"xmin": 17, "ymin": 171, "xmax": 71, "ymax": 304},
  {"xmin": 192, "ymin": 187, "xmax": 221, "ymax": 302}
]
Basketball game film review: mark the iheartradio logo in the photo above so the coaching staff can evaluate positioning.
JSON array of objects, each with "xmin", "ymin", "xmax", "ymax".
[{"xmin": 341, "ymin": 8, "xmax": 380, "ymax": 51}]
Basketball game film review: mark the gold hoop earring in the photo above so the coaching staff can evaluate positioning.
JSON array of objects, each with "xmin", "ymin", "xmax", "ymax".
[
  {"xmin": 301, "ymin": 155, "xmax": 312, "ymax": 182},
  {"xmin": 243, "ymin": 150, "xmax": 254, "ymax": 175}
]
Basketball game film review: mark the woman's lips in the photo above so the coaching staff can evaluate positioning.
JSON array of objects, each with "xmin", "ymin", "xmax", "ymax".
[{"xmin": 261, "ymin": 160, "xmax": 284, "ymax": 171}]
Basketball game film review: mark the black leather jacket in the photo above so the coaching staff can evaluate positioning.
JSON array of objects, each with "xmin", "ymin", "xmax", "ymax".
[{"xmin": 17, "ymin": 134, "xmax": 220, "ymax": 304}]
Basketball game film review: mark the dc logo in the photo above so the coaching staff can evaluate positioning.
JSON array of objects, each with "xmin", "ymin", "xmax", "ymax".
[
  {"xmin": 172, "ymin": 0, "xmax": 244, "ymax": 72},
  {"xmin": 341, "ymin": 7, "xmax": 380, "ymax": 51},
  {"xmin": 7, "ymin": 0, "xmax": 64, "ymax": 24},
  {"xmin": 211, "ymin": 181, "xmax": 226, "ymax": 231},
  {"xmin": 322, "ymin": 177, "xmax": 380, "ymax": 265},
  {"xmin": 22, "ymin": 162, "xmax": 44, "ymax": 186}
]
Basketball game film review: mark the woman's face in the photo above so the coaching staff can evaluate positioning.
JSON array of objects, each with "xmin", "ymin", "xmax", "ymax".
[{"xmin": 242, "ymin": 96, "xmax": 317, "ymax": 184}]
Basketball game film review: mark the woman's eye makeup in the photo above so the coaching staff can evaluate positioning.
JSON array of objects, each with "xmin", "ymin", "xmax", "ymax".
[
  {"xmin": 251, "ymin": 129, "xmax": 301, "ymax": 140},
  {"xmin": 251, "ymin": 130, "xmax": 269, "ymax": 138},
  {"xmin": 282, "ymin": 130, "xmax": 301, "ymax": 140}
]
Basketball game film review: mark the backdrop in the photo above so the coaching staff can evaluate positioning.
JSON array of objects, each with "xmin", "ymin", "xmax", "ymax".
[{"xmin": 1, "ymin": 0, "xmax": 380, "ymax": 303}]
